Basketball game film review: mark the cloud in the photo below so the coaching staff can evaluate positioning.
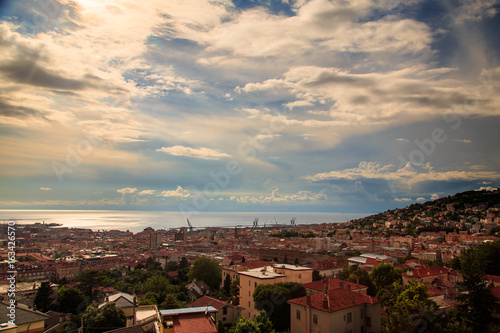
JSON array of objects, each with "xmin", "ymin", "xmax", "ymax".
[
  {"xmin": 229, "ymin": 188, "xmax": 327, "ymax": 204},
  {"xmin": 304, "ymin": 161, "xmax": 500, "ymax": 188},
  {"xmin": 395, "ymin": 197, "xmax": 413, "ymax": 202},
  {"xmin": 476, "ymin": 186, "xmax": 498, "ymax": 192},
  {"xmin": 416, "ymin": 197, "xmax": 426, "ymax": 202},
  {"xmin": 117, "ymin": 187, "xmax": 137, "ymax": 194},
  {"xmin": 138, "ymin": 190, "xmax": 156, "ymax": 196},
  {"xmin": 40, "ymin": 187, "xmax": 52, "ymax": 191},
  {"xmin": 160, "ymin": 186, "xmax": 191, "ymax": 198},
  {"xmin": 157, "ymin": 145, "xmax": 231, "ymax": 160},
  {"xmin": 431, "ymin": 193, "xmax": 440, "ymax": 200},
  {"xmin": 452, "ymin": 0, "xmax": 500, "ymax": 24}
]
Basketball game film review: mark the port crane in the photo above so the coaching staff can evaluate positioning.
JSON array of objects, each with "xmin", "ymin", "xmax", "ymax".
[{"xmin": 186, "ymin": 218, "xmax": 193, "ymax": 232}]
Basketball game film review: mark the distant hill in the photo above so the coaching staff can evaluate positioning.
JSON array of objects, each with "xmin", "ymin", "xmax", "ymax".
[{"xmin": 349, "ymin": 188, "xmax": 500, "ymax": 232}]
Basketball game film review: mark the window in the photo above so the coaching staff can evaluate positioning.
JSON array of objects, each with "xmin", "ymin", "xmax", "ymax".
[
  {"xmin": 313, "ymin": 314, "xmax": 318, "ymax": 325},
  {"xmin": 299, "ymin": 273, "xmax": 301, "ymax": 278},
  {"xmin": 249, "ymin": 291, "xmax": 251, "ymax": 296},
  {"xmin": 249, "ymin": 280, "xmax": 251, "ymax": 286},
  {"xmin": 360, "ymin": 308, "xmax": 364, "ymax": 319},
  {"xmin": 367, "ymin": 317, "xmax": 371, "ymax": 328},
  {"xmin": 347, "ymin": 312, "xmax": 352, "ymax": 323},
  {"xmin": 296, "ymin": 309, "xmax": 301, "ymax": 320},
  {"xmin": 223, "ymin": 307, "xmax": 227, "ymax": 315},
  {"xmin": 249, "ymin": 301, "xmax": 251, "ymax": 307}
]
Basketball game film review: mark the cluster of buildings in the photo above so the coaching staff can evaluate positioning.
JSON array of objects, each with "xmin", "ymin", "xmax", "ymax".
[{"xmin": 2, "ymin": 194, "xmax": 500, "ymax": 332}]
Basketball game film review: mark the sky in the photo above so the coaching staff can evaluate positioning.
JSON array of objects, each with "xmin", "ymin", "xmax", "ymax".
[{"xmin": 0, "ymin": 0, "xmax": 499, "ymax": 214}]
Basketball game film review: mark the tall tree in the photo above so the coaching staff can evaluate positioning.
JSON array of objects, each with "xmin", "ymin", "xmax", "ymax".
[
  {"xmin": 339, "ymin": 265, "xmax": 376, "ymax": 296},
  {"xmin": 382, "ymin": 282, "xmax": 429, "ymax": 333},
  {"xmin": 34, "ymin": 281, "xmax": 53, "ymax": 312},
  {"xmin": 455, "ymin": 246, "xmax": 498, "ymax": 333},
  {"xmin": 82, "ymin": 302, "xmax": 126, "ymax": 333},
  {"xmin": 187, "ymin": 256, "xmax": 222, "ymax": 290},
  {"xmin": 232, "ymin": 311, "xmax": 275, "ymax": 333},
  {"xmin": 58, "ymin": 286, "xmax": 87, "ymax": 314},
  {"xmin": 370, "ymin": 262, "xmax": 403, "ymax": 297},
  {"xmin": 223, "ymin": 273, "xmax": 232, "ymax": 296},
  {"xmin": 253, "ymin": 282, "xmax": 306, "ymax": 332}
]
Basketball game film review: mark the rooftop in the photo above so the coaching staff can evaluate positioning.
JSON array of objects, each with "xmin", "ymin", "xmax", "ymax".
[
  {"xmin": 239, "ymin": 266, "xmax": 284, "ymax": 279},
  {"xmin": 288, "ymin": 288, "xmax": 379, "ymax": 313},
  {"xmin": 160, "ymin": 306, "xmax": 217, "ymax": 317}
]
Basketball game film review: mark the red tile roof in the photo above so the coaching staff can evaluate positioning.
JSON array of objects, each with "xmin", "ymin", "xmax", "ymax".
[
  {"xmin": 240, "ymin": 260, "xmax": 269, "ymax": 270},
  {"xmin": 303, "ymin": 278, "xmax": 367, "ymax": 293},
  {"xmin": 485, "ymin": 275, "xmax": 500, "ymax": 283},
  {"xmin": 306, "ymin": 259, "xmax": 342, "ymax": 271},
  {"xmin": 288, "ymin": 288, "xmax": 379, "ymax": 313},
  {"xmin": 403, "ymin": 266, "xmax": 454, "ymax": 278},
  {"xmin": 188, "ymin": 296, "xmax": 227, "ymax": 310},
  {"xmin": 172, "ymin": 313, "xmax": 217, "ymax": 333}
]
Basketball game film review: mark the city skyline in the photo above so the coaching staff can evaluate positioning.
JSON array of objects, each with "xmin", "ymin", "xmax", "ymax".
[{"xmin": 0, "ymin": 0, "xmax": 499, "ymax": 213}]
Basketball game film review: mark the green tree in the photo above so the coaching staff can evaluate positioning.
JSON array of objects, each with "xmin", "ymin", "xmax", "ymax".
[
  {"xmin": 253, "ymin": 282, "xmax": 306, "ymax": 332},
  {"xmin": 369, "ymin": 262, "xmax": 403, "ymax": 297},
  {"xmin": 217, "ymin": 319, "xmax": 226, "ymax": 333},
  {"xmin": 187, "ymin": 256, "xmax": 222, "ymax": 290},
  {"xmin": 179, "ymin": 257, "xmax": 189, "ymax": 269},
  {"xmin": 146, "ymin": 257, "xmax": 161, "ymax": 271},
  {"xmin": 230, "ymin": 277, "xmax": 240, "ymax": 299},
  {"xmin": 232, "ymin": 311, "xmax": 275, "ymax": 333},
  {"xmin": 338, "ymin": 265, "xmax": 376, "ymax": 296},
  {"xmin": 160, "ymin": 294, "xmax": 181, "ymax": 310},
  {"xmin": 382, "ymin": 282, "xmax": 429, "ymax": 333},
  {"xmin": 166, "ymin": 261, "xmax": 179, "ymax": 272},
  {"xmin": 34, "ymin": 281, "xmax": 53, "ymax": 312},
  {"xmin": 144, "ymin": 274, "xmax": 171, "ymax": 294},
  {"xmin": 58, "ymin": 286, "xmax": 87, "ymax": 314},
  {"xmin": 312, "ymin": 269, "xmax": 322, "ymax": 281},
  {"xmin": 223, "ymin": 273, "xmax": 232, "ymax": 296},
  {"xmin": 82, "ymin": 302, "xmax": 126, "ymax": 333},
  {"xmin": 453, "ymin": 242, "xmax": 499, "ymax": 332}
]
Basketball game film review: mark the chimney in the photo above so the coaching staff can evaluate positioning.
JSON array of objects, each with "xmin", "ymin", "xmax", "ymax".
[
  {"xmin": 323, "ymin": 295, "xmax": 329, "ymax": 309},
  {"xmin": 307, "ymin": 294, "xmax": 311, "ymax": 307}
]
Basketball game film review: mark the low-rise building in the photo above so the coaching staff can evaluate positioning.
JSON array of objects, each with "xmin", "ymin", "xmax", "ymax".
[
  {"xmin": 288, "ymin": 288, "xmax": 381, "ymax": 333},
  {"xmin": 188, "ymin": 295, "xmax": 243, "ymax": 326}
]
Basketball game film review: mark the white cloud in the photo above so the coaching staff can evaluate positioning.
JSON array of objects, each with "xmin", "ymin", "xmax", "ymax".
[
  {"xmin": 305, "ymin": 161, "xmax": 500, "ymax": 188},
  {"xmin": 416, "ymin": 197, "xmax": 426, "ymax": 202},
  {"xmin": 229, "ymin": 188, "xmax": 327, "ymax": 204},
  {"xmin": 395, "ymin": 197, "xmax": 413, "ymax": 202},
  {"xmin": 157, "ymin": 145, "xmax": 231, "ymax": 160},
  {"xmin": 476, "ymin": 186, "xmax": 498, "ymax": 192},
  {"xmin": 431, "ymin": 193, "xmax": 440, "ymax": 200},
  {"xmin": 40, "ymin": 187, "xmax": 52, "ymax": 191},
  {"xmin": 138, "ymin": 190, "xmax": 156, "ymax": 196},
  {"xmin": 452, "ymin": 0, "xmax": 500, "ymax": 24},
  {"xmin": 117, "ymin": 187, "xmax": 137, "ymax": 194},
  {"xmin": 160, "ymin": 186, "xmax": 191, "ymax": 198}
]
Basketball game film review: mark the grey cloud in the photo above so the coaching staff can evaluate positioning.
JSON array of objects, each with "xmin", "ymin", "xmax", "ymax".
[
  {"xmin": 0, "ymin": 98, "xmax": 44, "ymax": 119},
  {"xmin": 305, "ymin": 71, "xmax": 374, "ymax": 87},
  {"xmin": 0, "ymin": 60, "xmax": 88, "ymax": 90}
]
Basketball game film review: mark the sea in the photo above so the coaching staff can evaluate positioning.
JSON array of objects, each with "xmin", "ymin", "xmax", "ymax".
[{"xmin": 0, "ymin": 210, "xmax": 369, "ymax": 233}]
